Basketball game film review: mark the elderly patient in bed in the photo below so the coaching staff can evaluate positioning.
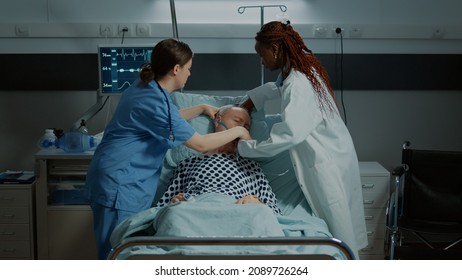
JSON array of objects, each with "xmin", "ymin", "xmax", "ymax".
[
  {"xmin": 110, "ymin": 106, "xmax": 285, "ymax": 245},
  {"xmin": 155, "ymin": 105, "xmax": 282, "ymax": 216}
]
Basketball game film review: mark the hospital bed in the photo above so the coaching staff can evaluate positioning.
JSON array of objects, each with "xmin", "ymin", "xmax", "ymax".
[{"xmin": 108, "ymin": 92, "xmax": 355, "ymax": 260}]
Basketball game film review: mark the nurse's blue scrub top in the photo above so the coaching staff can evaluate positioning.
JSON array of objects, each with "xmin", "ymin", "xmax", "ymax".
[{"xmin": 85, "ymin": 79, "xmax": 195, "ymax": 212}]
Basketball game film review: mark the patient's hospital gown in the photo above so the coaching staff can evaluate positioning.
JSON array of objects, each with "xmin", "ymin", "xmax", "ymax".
[
  {"xmin": 155, "ymin": 153, "xmax": 282, "ymax": 215},
  {"xmin": 238, "ymin": 70, "xmax": 368, "ymax": 257}
]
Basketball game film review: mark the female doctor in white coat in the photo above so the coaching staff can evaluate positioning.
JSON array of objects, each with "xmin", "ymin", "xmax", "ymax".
[{"xmin": 239, "ymin": 21, "xmax": 368, "ymax": 258}]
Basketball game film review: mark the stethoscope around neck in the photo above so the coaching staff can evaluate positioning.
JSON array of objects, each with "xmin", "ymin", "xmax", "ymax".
[{"xmin": 155, "ymin": 80, "xmax": 175, "ymax": 141}]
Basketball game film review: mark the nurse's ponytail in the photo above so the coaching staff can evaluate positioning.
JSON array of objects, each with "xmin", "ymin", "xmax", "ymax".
[{"xmin": 140, "ymin": 62, "xmax": 154, "ymax": 84}]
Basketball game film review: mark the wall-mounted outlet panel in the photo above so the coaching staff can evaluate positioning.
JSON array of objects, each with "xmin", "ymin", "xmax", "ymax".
[
  {"xmin": 349, "ymin": 26, "xmax": 363, "ymax": 38},
  {"xmin": 432, "ymin": 27, "xmax": 445, "ymax": 39},
  {"xmin": 332, "ymin": 27, "xmax": 344, "ymax": 37},
  {"xmin": 100, "ymin": 24, "xmax": 115, "ymax": 37},
  {"xmin": 15, "ymin": 24, "xmax": 30, "ymax": 37},
  {"xmin": 118, "ymin": 24, "xmax": 133, "ymax": 36},
  {"xmin": 136, "ymin": 24, "xmax": 151, "ymax": 36},
  {"xmin": 313, "ymin": 25, "xmax": 328, "ymax": 38}
]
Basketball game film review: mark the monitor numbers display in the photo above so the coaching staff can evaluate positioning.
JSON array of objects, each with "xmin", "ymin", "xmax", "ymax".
[{"xmin": 98, "ymin": 46, "xmax": 152, "ymax": 95}]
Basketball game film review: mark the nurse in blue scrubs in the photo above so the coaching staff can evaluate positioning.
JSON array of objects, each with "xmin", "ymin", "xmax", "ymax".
[{"xmin": 86, "ymin": 38, "xmax": 251, "ymax": 259}]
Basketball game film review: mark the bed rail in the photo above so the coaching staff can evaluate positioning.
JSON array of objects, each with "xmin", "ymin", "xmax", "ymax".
[{"xmin": 108, "ymin": 236, "xmax": 355, "ymax": 260}]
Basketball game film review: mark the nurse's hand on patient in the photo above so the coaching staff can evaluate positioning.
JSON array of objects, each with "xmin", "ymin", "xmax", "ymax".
[
  {"xmin": 236, "ymin": 195, "xmax": 261, "ymax": 204},
  {"xmin": 201, "ymin": 104, "xmax": 219, "ymax": 119}
]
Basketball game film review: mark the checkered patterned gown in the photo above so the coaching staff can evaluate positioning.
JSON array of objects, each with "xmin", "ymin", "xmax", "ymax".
[{"xmin": 155, "ymin": 153, "xmax": 282, "ymax": 215}]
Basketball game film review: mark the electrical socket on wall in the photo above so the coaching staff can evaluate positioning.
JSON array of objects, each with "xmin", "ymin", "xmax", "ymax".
[
  {"xmin": 15, "ymin": 24, "xmax": 30, "ymax": 37},
  {"xmin": 349, "ymin": 26, "xmax": 363, "ymax": 38},
  {"xmin": 118, "ymin": 24, "xmax": 132, "ymax": 36},
  {"xmin": 100, "ymin": 24, "xmax": 115, "ymax": 37},
  {"xmin": 136, "ymin": 24, "xmax": 151, "ymax": 37},
  {"xmin": 332, "ymin": 27, "xmax": 344, "ymax": 37},
  {"xmin": 432, "ymin": 27, "xmax": 445, "ymax": 39},
  {"xmin": 313, "ymin": 25, "xmax": 328, "ymax": 38}
]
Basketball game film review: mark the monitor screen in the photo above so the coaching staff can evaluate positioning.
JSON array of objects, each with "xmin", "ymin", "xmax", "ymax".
[{"xmin": 97, "ymin": 44, "xmax": 153, "ymax": 95}]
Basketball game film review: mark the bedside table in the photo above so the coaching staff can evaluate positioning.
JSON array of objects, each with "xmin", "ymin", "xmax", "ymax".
[
  {"xmin": 0, "ymin": 183, "xmax": 35, "ymax": 259},
  {"xmin": 358, "ymin": 161, "xmax": 390, "ymax": 260}
]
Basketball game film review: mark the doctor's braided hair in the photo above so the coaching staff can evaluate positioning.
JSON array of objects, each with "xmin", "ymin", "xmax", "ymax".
[
  {"xmin": 140, "ymin": 38, "xmax": 193, "ymax": 84},
  {"xmin": 256, "ymin": 21, "xmax": 335, "ymax": 112}
]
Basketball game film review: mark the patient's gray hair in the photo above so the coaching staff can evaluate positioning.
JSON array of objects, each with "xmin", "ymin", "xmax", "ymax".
[{"xmin": 216, "ymin": 104, "xmax": 237, "ymax": 117}]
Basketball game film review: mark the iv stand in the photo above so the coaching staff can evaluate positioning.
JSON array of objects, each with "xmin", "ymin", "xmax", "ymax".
[
  {"xmin": 238, "ymin": 4, "xmax": 287, "ymax": 85},
  {"xmin": 170, "ymin": 0, "xmax": 179, "ymax": 39}
]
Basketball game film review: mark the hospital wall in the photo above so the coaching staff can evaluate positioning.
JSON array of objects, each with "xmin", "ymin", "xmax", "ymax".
[{"xmin": 1, "ymin": 0, "xmax": 462, "ymax": 173}]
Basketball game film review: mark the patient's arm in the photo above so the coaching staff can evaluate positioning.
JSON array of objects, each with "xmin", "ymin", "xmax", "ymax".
[
  {"xmin": 171, "ymin": 193, "xmax": 262, "ymax": 205},
  {"xmin": 236, "ymin": 195, "xmax": 261, "ymax": 204},
  {"xmin": 170, "ymin": 193, "xmax": 187, "ymax": 204}
]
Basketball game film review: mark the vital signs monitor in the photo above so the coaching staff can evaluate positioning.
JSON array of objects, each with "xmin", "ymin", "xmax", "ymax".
[{"xmin": 97, "ymin": 44, "xmax": 153, "ymax": 95}]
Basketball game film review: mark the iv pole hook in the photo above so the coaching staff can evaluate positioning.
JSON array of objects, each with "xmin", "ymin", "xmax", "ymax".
[
  {"xmin": 237, "ymin": 5, "xmax": 287, "ymax": 15},
  {"xmin": 237, "ymin": 5, "xmax": 288, "ymax": 85}
]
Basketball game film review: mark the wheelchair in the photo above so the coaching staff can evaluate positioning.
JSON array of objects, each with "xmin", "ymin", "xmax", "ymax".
[{"xmin": 385, "ymin": 141, "xmax": 462, "ymax": 259}]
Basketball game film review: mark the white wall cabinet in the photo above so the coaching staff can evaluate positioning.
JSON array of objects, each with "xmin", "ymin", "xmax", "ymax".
[
  {"xmin": 0, "ymin": 183, "xmax": 35, "ymax": 259},
  {"xmin": 35, "ymin": 150, "xmax": 97, "ymax": 259},
  {"xmin": 358, "ymin": 161, "xmax": 390, "ymax": 260}
]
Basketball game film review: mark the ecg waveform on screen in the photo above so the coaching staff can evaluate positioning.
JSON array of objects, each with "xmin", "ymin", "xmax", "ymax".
[
  {"xmin": 115, "ymin": 49, "xmax": 150, "ymax": 61},
  {"xmin": 99, "ymin": 46, "xmax": 152, "ymax": 94}
]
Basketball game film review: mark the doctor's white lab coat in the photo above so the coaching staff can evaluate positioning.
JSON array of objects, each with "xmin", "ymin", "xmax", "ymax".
[{"xmin": 238, "ymin": 70, "xmax": 368, "ymax": 258}]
